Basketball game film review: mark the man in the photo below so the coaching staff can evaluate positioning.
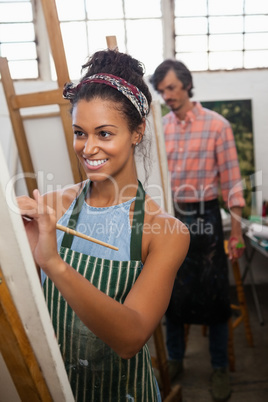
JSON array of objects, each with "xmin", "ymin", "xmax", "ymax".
[{"xmin": 150, "ymin": 60, "xmax": 245, "ymax": 401}]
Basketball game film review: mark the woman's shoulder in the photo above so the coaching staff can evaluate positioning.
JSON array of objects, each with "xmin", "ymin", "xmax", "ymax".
[
  {"xmin": 144, "ymin": 195, "xmax": 190, "ymax": 244},
  {"xmin": 142, "ymin": 194, "xmax": 190, "ymax": 266},
  {"xmin": 43, "ymin": 181, "xmax": 86, "ymax": 220}
]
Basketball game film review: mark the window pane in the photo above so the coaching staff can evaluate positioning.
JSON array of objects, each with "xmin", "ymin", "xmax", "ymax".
[
  {"xmin": 244, "ymin": 50, "xmax": 268, "ymax": 68},
  {"xmin": 87, "ymin": 20, "xmax": 126, "ymax": 55},
  {"xmin": 55, "ymin": 0, "xmax": 85, "ymax": 21},
  {"xmin": 209, "ymin": 16, "xmax": 243, "ymax": 34},
  {"xmin": 0, "ymin": 1, "xmax": 37, "ymax": 79},
  {"xmin": 209, "ymin": 34, "xmax": 243, "ymax": 51},
  {"xmin": 126, "ymin": 19, "xmax": 163, "ymax": 75},
  {"xmin": 0, "ymin": 2, "xmax": 32, "ymax": 22},
  {"xmin": 209, "ymin": 51, "xmax": 243, "ymax": 70},
  {"xmin": 60, "ymin": 22, "xmax": 88, "ymax": 79},
  {"xmin": 175, "ymin": 0, "xmax": 268, "ymax": 70},
  {"xmin": 8, "ymin": 60, "xmax": 38, "ymax": 79},
  {"xmin": 0, "ymin": 22, "xmax": 35, "ymax": 42},
  {"xmin": 208, "ymin": 0, "xmax": 244, "ymax": 15},
  {"xmin": 86, "ymin": 0, "xmax": 123, "ymax": 19},
  {"xmin": 176, "ymin": 35, "xmax": 208, "ymax": 52},
  {"xmin": 245, "ymin": 0, "xmax": 268, "ymax": 14},
  {"xmin": 245, "ymin": 16, "xmax": 268, "ymax": 32},
  {"xmin": 245, "ymin": 33, "xmax": 268, "ymax": 50},
  {"xmin": 124, "ymin": 0, "xmax": 161, "ymax": 18},
  {"xmin": 175, "ymin": 0, "xmax": 207, "ymax": 16},
  {"xmin": 175, "ymin": 17, "xmax": 207, "ymax": 35},
  {"xmin": 1, "ymin": 42, "xmax": 36, "ymax": 60},
  {"xmin": 177, "ymin": 52, "xmax": 208, "ymax": 71}
]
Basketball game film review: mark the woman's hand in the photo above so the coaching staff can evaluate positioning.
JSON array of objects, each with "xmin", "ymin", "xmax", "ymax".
[{"xmin": 17, "ymin": 190, "xmax": 60, "ymax": 270}]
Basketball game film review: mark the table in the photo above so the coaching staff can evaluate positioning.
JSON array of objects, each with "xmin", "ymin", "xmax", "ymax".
[{"xmin": 243, "ymin": 230, "xmax": 268, "ymax": 325}]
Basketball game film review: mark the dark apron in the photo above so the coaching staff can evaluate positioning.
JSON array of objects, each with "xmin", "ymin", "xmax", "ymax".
[
  {"xmin": 43, "ymin": 181, "xmax": 158, "ymax": 401},
  {"xmin": 166, "ymin": 199, "xmax": 231, "ymax": 325}
]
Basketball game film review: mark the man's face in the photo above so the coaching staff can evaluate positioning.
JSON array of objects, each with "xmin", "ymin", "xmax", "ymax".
[{"xmin": 156, "ymin": 69, "xmax": 190, "ymax": 113}]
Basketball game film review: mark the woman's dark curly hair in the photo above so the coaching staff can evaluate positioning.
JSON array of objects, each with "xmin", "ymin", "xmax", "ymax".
[{"xmin": 70, "ymin": 49, "xmax": 152, "ymax": 134}]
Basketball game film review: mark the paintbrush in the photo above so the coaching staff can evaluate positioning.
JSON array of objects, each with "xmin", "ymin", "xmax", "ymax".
[
  {"xmin": 22, "ymin": 215, "xmax": 118, "ymax": 251},
  {"xmin": 56, "ymin": 224, "xmax": 118, "ymax": 251}
]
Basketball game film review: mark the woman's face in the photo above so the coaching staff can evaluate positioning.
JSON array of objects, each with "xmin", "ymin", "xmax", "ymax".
[{"xmin": 72, "ymin": 98, "xmax": 139, "ymax": 182}]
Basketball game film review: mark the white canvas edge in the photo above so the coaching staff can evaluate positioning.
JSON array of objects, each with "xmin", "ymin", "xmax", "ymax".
[{"xmin": 0, "ymin": 143, "xmax": 74, "ymax": 401}]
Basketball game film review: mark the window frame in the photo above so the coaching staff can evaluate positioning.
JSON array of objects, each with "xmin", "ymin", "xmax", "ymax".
[
  {"xmin": 1, "ymin": 0, "xmax": 267, "ymax": 81},
  {"xmin": 173, "ymin": 0, "xmax": 268, "ymax": 71}
]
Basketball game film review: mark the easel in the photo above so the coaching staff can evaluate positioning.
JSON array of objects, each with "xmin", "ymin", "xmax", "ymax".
[
  {"xmin": 224, "ymin": 241, "xmax": 254, "ymax": 372},
  {"xmin": 0, "ymin": 0, "xmax": 84, "ymax": 197},
  {"xmin": 0, "ymin": 265, "xmax": 53, "ymax": 401}
]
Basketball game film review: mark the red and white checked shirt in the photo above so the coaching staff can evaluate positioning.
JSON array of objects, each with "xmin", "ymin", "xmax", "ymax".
[{"xmin": 163, "ymin": 102, "xmax": 245, "ymax": 209}]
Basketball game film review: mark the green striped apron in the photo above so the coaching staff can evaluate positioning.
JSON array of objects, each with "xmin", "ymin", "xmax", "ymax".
[{"xmin": 43, "ymin": 181, "xmax": 158, "ymax": 401}]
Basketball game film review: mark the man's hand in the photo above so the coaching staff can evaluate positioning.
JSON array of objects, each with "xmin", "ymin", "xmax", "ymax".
[
  {"xmin": 228, "ymin": 206, "xmax": 245, "ymax": 260},
  {"xmin": 228, "ymin": 235, "xmax": 245, "ymax": 260}
]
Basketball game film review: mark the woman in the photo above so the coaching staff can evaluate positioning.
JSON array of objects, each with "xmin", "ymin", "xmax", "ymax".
[{"xmin": 18, "ymin": 49, "xmax": 190, "ymax": 401}]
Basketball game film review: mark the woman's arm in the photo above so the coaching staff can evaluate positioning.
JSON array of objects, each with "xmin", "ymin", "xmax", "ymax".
[{"xmin": 18, "ymin": 190, "xmax": 190, "ymax": 359}]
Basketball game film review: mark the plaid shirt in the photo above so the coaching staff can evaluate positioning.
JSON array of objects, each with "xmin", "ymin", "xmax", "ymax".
[{"xmin": 163, "ymin": 102, "xmax": 245, "ymax": 209}]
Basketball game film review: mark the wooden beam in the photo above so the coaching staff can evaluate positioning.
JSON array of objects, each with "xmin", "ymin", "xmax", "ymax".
[
  {"xmin": 0, "ymin": 57, "xmax": 37, "ymax": 196},
  {"xmin": 39, "ymin": 0, "xmax": 86, "ymax": 183},
  {"xmin": 10, "ymin": 89, "xmax": 68, "ymax": 109},
  {"xmin": 106, "ymin": 35, "xmax": 118, "ymax": 50},
  {"xmin": 0, "ymin": 267, "xmax": 53, "ymax": 401},
  {"xmin": 40, "ymin": 0, "xmax": 70, "ymax": 87},
  {"xmin": 59, "ymin": 103, "xmax": 86, "ymax": 183},
  {"xmin": 151, "ymin": 103, "xmax": 168, "ymax": 212}
]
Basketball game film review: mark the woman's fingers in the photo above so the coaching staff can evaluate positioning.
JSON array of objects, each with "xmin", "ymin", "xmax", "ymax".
[
  {"xmin": 17, "ymin": 191, "xmax": 56, "ymax": 233},
  {"xmin": 33, "ymin": 189, "xmax": 55, "ymax": 218},
  {"xmin": 17, "ymin": 195, "xmax": 38, "ymax": 219}
]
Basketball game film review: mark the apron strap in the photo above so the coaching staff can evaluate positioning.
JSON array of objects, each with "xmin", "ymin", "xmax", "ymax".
[
  {"xmin": 130, "ymin": 180, "xmax": 145, "ymax": 261},
  {"xmin": 60, "ymin": 180, "xmax": 145, "ymax": 261},
  {"xmin": 61, "ymin": 181, "xmax": 91, "ymax": 249}
]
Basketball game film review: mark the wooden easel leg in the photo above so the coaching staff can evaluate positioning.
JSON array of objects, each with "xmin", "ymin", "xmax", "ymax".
[
  {"xmin": 0, "ymin": 267, "xmax": 53, "ymax": 401},
  {"xmin": 232, "ymin": 260, "xmax": 254, "ymax": 347},
  {"xmin": 153, "ymin": 323, "xmax": 171, "ymax": 398},
  {"xmin": 153, "ymin": 323, "xmax": 183, "ymax": 401},
  {"xmin": 163, "ymin": 383, "xmax": 182, "ymax": 402},
  {"xmin": 0, "ymin": 57, "xmax": 37, "ymax": 196},
  {"xmin": 184, "ymin": 323, "xmax": 190, "ymax": 347},
  {"xmin": 227, "ymin": 317, "xmax": 235, "ymax": 372}
]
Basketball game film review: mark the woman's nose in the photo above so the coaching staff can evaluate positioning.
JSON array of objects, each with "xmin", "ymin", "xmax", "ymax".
[{"xmin": 83, "ymin": 138, "xmax": 99, "ymax": 155}]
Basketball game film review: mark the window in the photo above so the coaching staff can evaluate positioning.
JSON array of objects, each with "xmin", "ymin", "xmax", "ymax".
[
  {"xmin": 174, "ymin": 0, "xmax": 268, "ymax": 71},
  {"xmin": 0, "ymin": 0, "xmax": 38, "ymax": 79},
  {"xmin": 1, "ymin": 0, "xmax": 268, "ymax": 80},
  {"xmin": 54, "ymin": 0, "xmax": 163, "ymax": 79}
]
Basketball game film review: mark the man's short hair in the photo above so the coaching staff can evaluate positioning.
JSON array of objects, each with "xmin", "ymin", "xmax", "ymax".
[{"xmin": 150, "ymin": 59, "xmax": 194, "ymax": 98}]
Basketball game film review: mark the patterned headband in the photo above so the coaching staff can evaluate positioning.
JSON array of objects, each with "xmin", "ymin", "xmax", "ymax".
[{"xmin": 63, "ymin": 73, "xmax": 149, "ymax": 117}]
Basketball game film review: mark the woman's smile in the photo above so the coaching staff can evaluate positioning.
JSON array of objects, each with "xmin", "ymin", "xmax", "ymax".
[{"xmin": 84, "ymin": 158, "xmax": 108, "ymax": 169}]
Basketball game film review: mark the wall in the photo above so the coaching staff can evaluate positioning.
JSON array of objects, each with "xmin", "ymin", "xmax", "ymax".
[{"xmin": 194, "ymin": 69, "xmax": 268, "ymax": 216}]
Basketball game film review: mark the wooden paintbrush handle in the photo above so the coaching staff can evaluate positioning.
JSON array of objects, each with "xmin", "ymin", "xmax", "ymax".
[{"xmin": 56, "ymin": 224, "xmax": 118, "ymax": 251}]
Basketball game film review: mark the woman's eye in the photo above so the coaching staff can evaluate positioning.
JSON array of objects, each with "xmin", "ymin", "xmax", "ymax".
[
  {"xmin": 99, "ymin": 131, "xmax": 111, "ymax": 139},
  {"xmin": 74, "ymin": 130, "xmax": 85, "ymax": 137}
]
